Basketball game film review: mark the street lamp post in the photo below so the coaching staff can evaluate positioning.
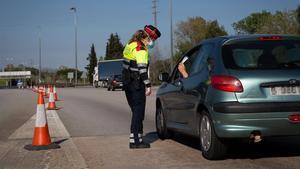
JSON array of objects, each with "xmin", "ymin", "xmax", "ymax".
[
  {"xmin": 70, "ymin": 7, "xmax": 78, "ymax": 87},
  {"xmin": 170, "ymin": 0, "xmax": 174, "ymax": 72}
]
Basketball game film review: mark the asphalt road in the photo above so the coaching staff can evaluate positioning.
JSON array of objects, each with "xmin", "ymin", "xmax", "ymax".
[
  {"xmin": 57, "ymin": 87, "xmax": 300, "ymax": 169},
  {"xmin": 2, "ymin": 87, "xmax": 300, "ymax": 169},
  {"xmin": 0, "ymin": 89, "xmax": 35, "ymax": 140},
  {"xmin": 56, "ymin": 87, "xmax": 156, "ymax": 137}
]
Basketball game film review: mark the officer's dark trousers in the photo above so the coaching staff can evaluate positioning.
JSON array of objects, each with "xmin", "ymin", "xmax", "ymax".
[{"xmin": 123, "ymin": 75, "xmax": 146, "ymax": 144}]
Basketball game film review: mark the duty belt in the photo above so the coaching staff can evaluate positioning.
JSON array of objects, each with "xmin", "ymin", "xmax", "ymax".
[{"xmin": 123, "ymin": 59, "xmax": 139, "ymax": 72}]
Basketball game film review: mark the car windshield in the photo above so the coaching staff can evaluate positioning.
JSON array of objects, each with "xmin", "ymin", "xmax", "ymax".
[{"xmin": 222, "ymin": 40, "xmax": 300, "ymax": 69}]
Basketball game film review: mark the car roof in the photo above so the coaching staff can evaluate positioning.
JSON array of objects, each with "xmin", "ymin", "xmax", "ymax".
[{"xmin": 201, "ymin": 34, "xmax": 300, "ymax": 44}]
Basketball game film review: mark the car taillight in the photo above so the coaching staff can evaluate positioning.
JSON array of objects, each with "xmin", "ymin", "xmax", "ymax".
[
  {"xmin": 289, "ymin": 115, "xmax": 300, "ymax": 122},
  {"xmin": 211, "ymin": 75, "xmax": 243, "ymax": 92},
  {"xmin": 112, "ymin": 80, "xmax": 117, "ymax": 84}
]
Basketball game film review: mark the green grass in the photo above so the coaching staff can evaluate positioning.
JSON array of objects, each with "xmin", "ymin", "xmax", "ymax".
[{"xmin": 0, "ymin": 79, "xmax": 7, "ymax": 86}]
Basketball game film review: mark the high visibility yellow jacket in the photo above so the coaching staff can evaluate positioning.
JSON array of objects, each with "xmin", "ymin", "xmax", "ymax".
[{"xmin": 123, "ymin": 41, "xmax": 151, "ymax": 87}]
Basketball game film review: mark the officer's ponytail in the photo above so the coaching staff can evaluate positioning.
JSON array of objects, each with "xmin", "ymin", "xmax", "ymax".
[{"xmin": 128, "ymin": 30, "xmax": 148, "ymax": 45}]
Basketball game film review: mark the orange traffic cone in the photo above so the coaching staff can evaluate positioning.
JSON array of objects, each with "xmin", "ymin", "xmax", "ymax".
[
  {"xmin": 24, "ymin": 91, "xmax": 60, "ymax": 150},
  {"xmin": 47, "ymin": 86, "xmax": 59, "ymax": 110},
  {"xmin": 38, "ymin": 86, "xmax": 43, "ymax": 93},
  {"xmin": 54, "ymin": 85, "xmax": 59, "ymax": 101},
  {"xmin": 43, "ymin": 86, "xmax": 47, "ymax": 97},
  {"xmin": 47, "ymin": 84, "xmax": 51, "ymax": 98}
]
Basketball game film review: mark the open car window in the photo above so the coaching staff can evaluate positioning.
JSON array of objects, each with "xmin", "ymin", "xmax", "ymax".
[{"xmin": 171, "ymin": 45, "xmax": 201, "ymax": 82}]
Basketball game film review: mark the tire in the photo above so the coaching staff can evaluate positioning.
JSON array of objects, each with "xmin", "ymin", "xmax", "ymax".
[
  {"xmin": 94, "ymin": 82, "xmax": 98, "ymax": 88},
  {"xmin": 112, "ymin": 87, "xmax": 115, "ymax": 91},
  {"xmin": 199, "ymin": 111, "xmax": 227, "ymax": 160},
  {"xmin": 156, "ymin": 103, "xmax": 170, "ymax": 140},
  {"xmin": 107, "ymin": 86, "xmax": 111, "ymax": 91}
]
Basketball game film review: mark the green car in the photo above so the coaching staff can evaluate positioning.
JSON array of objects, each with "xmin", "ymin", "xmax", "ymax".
[{"xmin": 156, "ymin": 35, "xmax": 300, "ymax": 160}]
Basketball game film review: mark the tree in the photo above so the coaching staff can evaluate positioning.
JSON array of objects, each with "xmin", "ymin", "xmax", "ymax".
[
  {"xmin": 105, "ymin": 33, "xmax": 124, "ymax": 60},
  {"xmin": 150, "ymin": 58, "xmax": 171, "ymax": 85},
  {"xmin": 297, "ymin": 5, "xmax": 300, "ymax": 34},
  {"xmin": 232, "ymin": 11, "xmax": 272, "ymax": 34},
  {"xmin": 233, "ymin": 10, "xmax": 298, "ymax": 35},
  {"xmin": 56, "ymin": 67, "xmax": 82, "ymax": 83},
  {"xmin": 85, "ymin": 44, "xmax": 97, "ymax": 84},
  {"xmin": 174, "ymin": 16, "xmax": 227, "ymax": 61},
  {"xmin": 259, "ymin": 10, "xmax": 298, "ymax": 34},
  {"xmin": 99, "ymin": 56, "xmax": 104, "ymax": 61},
  {"xmin": 206, "ymin": 20, "xmax": 228, "ymax": 38}
]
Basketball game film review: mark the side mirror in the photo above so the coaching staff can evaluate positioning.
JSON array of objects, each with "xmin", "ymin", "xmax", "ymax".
[{"xmin": 159, "ymin": 72, "xmax": 169, "ymax": 82}]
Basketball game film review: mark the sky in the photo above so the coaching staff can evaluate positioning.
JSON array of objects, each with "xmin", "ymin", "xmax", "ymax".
[{"xmin": 0, "ymin": 0, "xmax": 300, "ymax": 71}]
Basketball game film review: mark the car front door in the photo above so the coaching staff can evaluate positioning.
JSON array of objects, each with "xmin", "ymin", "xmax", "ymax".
[
  {"xmin": 165, "ymin": 46, "xmax": 202, "ymax": 132},
  {"xmin": 181, "ymin": 44, "xmax": 215, "ymax": 134}
]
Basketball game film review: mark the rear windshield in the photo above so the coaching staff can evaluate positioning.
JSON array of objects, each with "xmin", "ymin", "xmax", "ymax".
[
  {"xmin": 222, "ymin": 40, "xmax": 300, "ymax": 69},
  {"xmin": 114, "ymin": 75, "xmax": 122, "ymax": 80}
]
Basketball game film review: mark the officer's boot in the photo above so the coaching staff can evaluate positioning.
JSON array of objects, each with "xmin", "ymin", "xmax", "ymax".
[
  {"xmin": 129, "ymin": 133, "xmax": 150, "ymax": 149},
  {"xmin": 129, "ymin": 142, "xmax": 150, "ymax": 149}
]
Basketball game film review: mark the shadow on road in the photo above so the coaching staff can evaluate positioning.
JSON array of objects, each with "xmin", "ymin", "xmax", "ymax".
[
  {"xmin": 143, "ymin": 132, "xmax": 159, "ymax": 144},
  {"xmin": 54, "ymin": 138, "xmax": 69, "ymax": 145},
  {"xmin": 163, "ymin": 133, "xmax": 300, "ymax": 160},
  {"xmin": 228, "ymin": 136, "xmax": 300, "ymax": 159}
]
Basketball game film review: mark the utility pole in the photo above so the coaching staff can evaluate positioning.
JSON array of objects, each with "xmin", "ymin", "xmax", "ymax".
[
  {"xmin": 170, "ymin": 0, "xmax": 174, "ymax": 72},
  {"xmin": 152, "ymin": 0, "xmax": 158, "ymax": 27},
  {"xmin": 152, "ymin": 0, "xmax": 158, "ymax": 57},
  {"xmin": 70, "ymin": 7, "xmax": 78, "ymax": 87},
  {"xmin": 38, "ymin": 26, "xmax": 42, "ymax": 84},
  {"xmin": 149, "ymin": 0, "xmax": 159, "ymax": 79}
]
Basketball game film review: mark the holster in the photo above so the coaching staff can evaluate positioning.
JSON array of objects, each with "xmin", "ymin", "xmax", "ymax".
[
  {"xmin": 130, "ymin": 72, "xmax": 142, "ymax": 90},
  {"xmin": 122, "ymin": 69, "xmax": 142, "ymax": 90}
]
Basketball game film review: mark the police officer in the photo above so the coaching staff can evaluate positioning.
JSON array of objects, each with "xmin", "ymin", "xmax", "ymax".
[{"xmin": 123, "ymin": 25, "xmax": 161, "ymax": 149}]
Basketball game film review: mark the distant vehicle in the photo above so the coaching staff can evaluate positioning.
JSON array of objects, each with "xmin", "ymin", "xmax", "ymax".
[
  {"xmin": 107, "ymin": 74, "xmax": 123, "ymax": 91},
  {"xmin": 93, "ymin": 59, "xmax": 123, "ymax": 88},
  {"xmin": 156, "ymin": 35, "xmax": 300, "ymax": 160},
  {"xmin": 17, "ymin": 80, "xmax": 23, "ymax": 88}
]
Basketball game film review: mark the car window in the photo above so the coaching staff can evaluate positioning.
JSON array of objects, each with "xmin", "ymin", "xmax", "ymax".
[
  {"xmin": 222, "ymin": 40, "xmax": 300, "ymax": 69},
  {"xmin": 171, "ymin": 46, "xmax": 201, "ymax": 81},
  {"xmin": 171, "ymin": 68, "xmax": 181, "ymax": 82},
  {"xmin": 184, "ymin": 47, "xmax": 201, "ymax": 75},
  {"xmin": 189, "ymin": 44, "xmax": 214, "ymax": 75}
]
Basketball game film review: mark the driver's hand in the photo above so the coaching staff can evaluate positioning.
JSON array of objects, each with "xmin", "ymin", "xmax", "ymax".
[{"xmin": 178, "ymin": 63, "xmax": 188, "ymax": 78}]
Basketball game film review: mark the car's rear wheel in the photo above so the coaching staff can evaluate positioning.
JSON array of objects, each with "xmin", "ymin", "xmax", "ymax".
[
  {"xmin": 107, "ymin": 86, "xmax": 111, "ymax": 91},
  {"xmin": 156, "ymin": 103, "xmax": 170, "ymax": 140},
  {"xmin": 199, "ymin": 111, "xmax": 227, "ymax": 160},
  {"xmin": 94, "ymin": 82, "xmax": 98, "ymax": 88}
]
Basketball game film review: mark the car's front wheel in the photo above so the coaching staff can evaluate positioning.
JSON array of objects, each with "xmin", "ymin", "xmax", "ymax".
[
  {"xmin": 199, "ymin": 111, "xmax": 227, "ymax": 160},
  {"xmin": 156, "ymin": 103, "xmax": 170, "ymax": 140}
]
